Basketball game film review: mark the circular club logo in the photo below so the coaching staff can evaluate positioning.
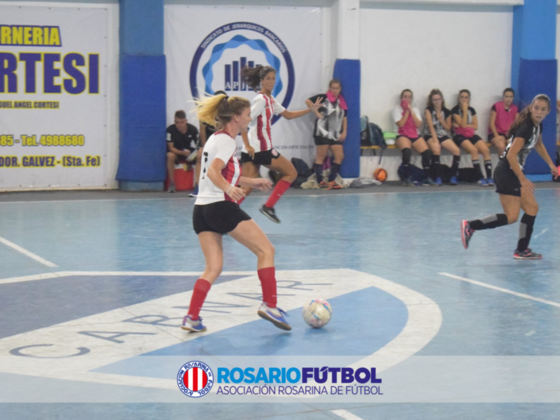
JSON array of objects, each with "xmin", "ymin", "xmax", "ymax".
[
  {"xmin": 177, "ymin": 361, "xmax": 214, "ymax": 398},
  {"xmin": 189, "ymin": 21, "xmax": 295, "ymax": 125}
]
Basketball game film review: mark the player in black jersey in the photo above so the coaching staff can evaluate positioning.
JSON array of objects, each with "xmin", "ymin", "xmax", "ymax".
[
  {"xmin": 166, "ymin": 110, "xmax": 198, "ymax": 193},
  {"xmin": 461, "ymin": 94, "xmax": 558, "ymax": 259}
]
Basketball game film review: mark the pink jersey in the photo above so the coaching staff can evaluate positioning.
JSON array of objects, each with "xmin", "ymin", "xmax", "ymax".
[
  {"xmin": 489, "ymin": 101, "xmax": 518, "ymax": 136},
  {"xmin": 393, "ymin": 105, "xmax": 422, "ymax": 138},
  {"xmin": 195, "ymin": 131, "xmax": 241, "ymax": 205},
  {"xmin": 243, "ymin": 93, "xmax": 286, "ymax": 153}
]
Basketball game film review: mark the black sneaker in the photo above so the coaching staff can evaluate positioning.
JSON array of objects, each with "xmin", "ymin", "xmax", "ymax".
[
  {"xmin": 461, "ymin": 220, "xmax": 474, "ymax": 249},
  {"xmin": 260, "ymin": 205, "xmax": 280, "ymax": 224},
  {"xmin": 514, "ymin": 249, "xmax": 542, "ymax": 260},
  {"xmin": 422, "ymin": 177, "xmax": 437, "ymax": 186},
  {"xmin": 402, "ymin": 177, "xmax": 415, "ymax": 187}
]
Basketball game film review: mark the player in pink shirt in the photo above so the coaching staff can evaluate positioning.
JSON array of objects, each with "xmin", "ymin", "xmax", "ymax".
[
  {"xmin": 240, "ymin": 65, "xmax": 322, "ymax": 223},
  {"xmin": 488, "ymin": 88, "xmax": 518, "ymax": 155},
  {"xmin": 393, "ymin": 89, "xmax": 435, "ymax": 186}
]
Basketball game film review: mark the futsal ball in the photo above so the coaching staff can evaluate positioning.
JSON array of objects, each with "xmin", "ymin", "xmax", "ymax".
[
  {"xmin": 302, "ymin": 298, "xmax": 332, "ymax": 328},
  {"xmin": 374, "ymin": 168, "xmax": 387, "ymax": 182}
]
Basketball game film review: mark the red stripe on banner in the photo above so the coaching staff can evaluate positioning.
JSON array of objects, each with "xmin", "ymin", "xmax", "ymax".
[{"xmin": 201, "ymin": 369, "xmax": 208, "ymax": 388}]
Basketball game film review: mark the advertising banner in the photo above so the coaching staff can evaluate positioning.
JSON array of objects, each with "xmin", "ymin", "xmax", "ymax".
[
  {"xmin": 165, "ymin": 5, "xmax": 323, "ymax": 164},
  {"xmin": 0, "ymin": 6, "xmax": 109, "ymax": 190}
]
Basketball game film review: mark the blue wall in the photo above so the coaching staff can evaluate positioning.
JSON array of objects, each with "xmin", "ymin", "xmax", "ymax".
[
  {"xmin": 116, "ymin": 0, "xmax": 167, "ymax": 190},
  {"xmin": 334, "ymin": 59, "xmax": 361, "ymax": 178},
  {"xmin": 511, "ymin": 0, "xmax": 557, "ymax": 178}
]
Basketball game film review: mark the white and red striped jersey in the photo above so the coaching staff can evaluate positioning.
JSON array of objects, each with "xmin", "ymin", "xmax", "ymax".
[
  {"xmin": 195, "ymin": 132, "xmax": 241, "ymax": 205},
  {"xmin": 243, "ymin": 93, "xmax": 285, "ymax": 153}
]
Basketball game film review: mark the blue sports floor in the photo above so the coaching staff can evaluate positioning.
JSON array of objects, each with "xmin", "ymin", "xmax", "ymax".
[{"xmin": 0, "ymin": 184, "xmax": 559, "ymax": 419}]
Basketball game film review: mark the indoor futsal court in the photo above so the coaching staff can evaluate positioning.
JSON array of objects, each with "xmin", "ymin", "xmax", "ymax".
[
  {"xmin": 1, "ymin": 183, "xmax": 559, "ymax": 419},
  {"xmin": 2, "ymin": 0, "xmax": 560, "ymax": 418}
]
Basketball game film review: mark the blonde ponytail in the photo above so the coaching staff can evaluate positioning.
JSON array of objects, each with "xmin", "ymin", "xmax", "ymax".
[{"xmin": 194, "ymin": 94, "xmax": 250, "ymax": 130}]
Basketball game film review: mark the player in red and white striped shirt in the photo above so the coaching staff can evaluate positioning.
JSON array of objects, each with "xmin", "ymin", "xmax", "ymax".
[
  {"xmin": 182, "ymin": 93, "xmax": 292, "ymax": 333},
  {"xmin": 239, "ymin": 65, "xmax": 323, "ymax": 224}
]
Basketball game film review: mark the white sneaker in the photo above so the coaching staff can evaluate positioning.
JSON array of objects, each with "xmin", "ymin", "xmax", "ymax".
[
  {"xmin": 257, "ymin": 303, "xmax": 291, "ymax": 331},
  {"xmin": 181, "ymin": 315, "xmax": 206, "ymax": 332}
]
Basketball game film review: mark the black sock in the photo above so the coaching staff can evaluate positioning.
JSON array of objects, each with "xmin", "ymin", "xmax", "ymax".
[
  {"xmin": 421, "ymin": 150, "xmax": 432, "ymax": 178},
  {"xmin": 314, "ymin": 163, "xmax": 323, "ymax": 183},
  {"xmin": 328, "ymin": 163, "xmax": 341, "ymax": 182},
  {"xmin": 517, "ymin": 213, "xmax": 536, "ymax": 251},
  {"xmin": 432, "ymin": 154, "xmax": 441, "ymax": 178},
  {"xmin": 452, "ymin": 155, "xmax": 460, "ymax": 177},
  {"xmin": 473, "ymin": 162, "xmax": 483, "ymax": 180},
  {"xmin": 469, "ymin": 213, "xmax": 508, "ymax": 230},
  {"xmin": 402, "ymin": 148, "xmax": 411, "ymax": 179},
  {"xmin": 484, "ymin": 160, "xmax": 492, "ymax": 179}
]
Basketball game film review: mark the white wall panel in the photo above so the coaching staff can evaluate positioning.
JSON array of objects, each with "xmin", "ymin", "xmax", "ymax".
[{"xmin": 359, "ymin": 6, "xmax": 513, "ymax": 140}]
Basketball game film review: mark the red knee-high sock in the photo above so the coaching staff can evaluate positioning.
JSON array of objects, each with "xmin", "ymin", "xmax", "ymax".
[
  {"xmin": 258, "ymin": 267, "xmax": 277, "ymax": 308},
  {"xmin": 264, "ymin": 179, "xmax": 291, "ymax": 208},
  {"xmin": 187, "ymin": 279, "xmax": 211, "ymax": 320}
]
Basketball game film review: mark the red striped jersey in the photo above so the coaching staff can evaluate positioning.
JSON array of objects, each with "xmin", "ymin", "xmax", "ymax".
[
  {"xmin": 195, "ymin": 132, "xmax": 241, "ymax": 205},
  {"xmin": 243, "ymin": 93, "xmax": 285, "ymax": 153}
]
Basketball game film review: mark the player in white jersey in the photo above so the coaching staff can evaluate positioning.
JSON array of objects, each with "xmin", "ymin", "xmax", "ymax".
[
  {"xmin": 182, "ymin": 93, "xmax": 292, "ymax": 333},
  {"xmin": 239, "ymin": 65, "xmax": 323, "ymax": 224}
]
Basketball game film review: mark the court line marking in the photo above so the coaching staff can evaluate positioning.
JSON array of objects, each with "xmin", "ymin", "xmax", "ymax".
[
  {"xmin": 1, "ymin": 186, "xmax": 558, "ymax": 205},
  {"xmin": 533, "ymin": 228, "xmax": 549, "ymax": 239},
  {"xmin": 0, "ymin": 271, "xmax": 256, "ymax": 285},
  {"xmin": 332, "ymin": 410, "xmax": 365, "ymax": 420},
  {"xmin": 440, "ymin": 272, "xmax": 560, "ymax": 308},
  {"xmin": 0, "ymin": 268, "xmax": 442, "ymax": 401},
  {"xmin": 0, "ymin": 236, "xmax": 58, "ymax": 268}
]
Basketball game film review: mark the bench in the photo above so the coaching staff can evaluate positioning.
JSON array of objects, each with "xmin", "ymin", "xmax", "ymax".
[{"xmin": 361, "ymin": 141, "xmax": 560, "ymax": 153}]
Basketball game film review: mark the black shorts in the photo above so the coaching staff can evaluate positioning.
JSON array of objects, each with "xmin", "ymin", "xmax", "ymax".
[
  {"xmin": 397, "ymin": 135, "xmax": 423, "ymax": 143},
  {"xmin": 193, "ymin": 201, "xmax": 252, "ymax": 235},
  {"xmin": 425, "ymin": 135, "xmax": 450, "ymax": 143},
  {"xmin": 314, "ymin": 136, "xmax": 344, "ymax": 146},
  {"xmin": 453, "ymin": 134, "xmax": 483, "ymax": 146},
  {"xmin": 494, "ymin": 161, "xmax": 521, "ymax": 197},
  {"xmin": 488, "ymin": 133, "xmax": 506, "ymax": 142},
  {"xmin": 240, "ymin": 149, "xmax": 281, "ymax": 166}
]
